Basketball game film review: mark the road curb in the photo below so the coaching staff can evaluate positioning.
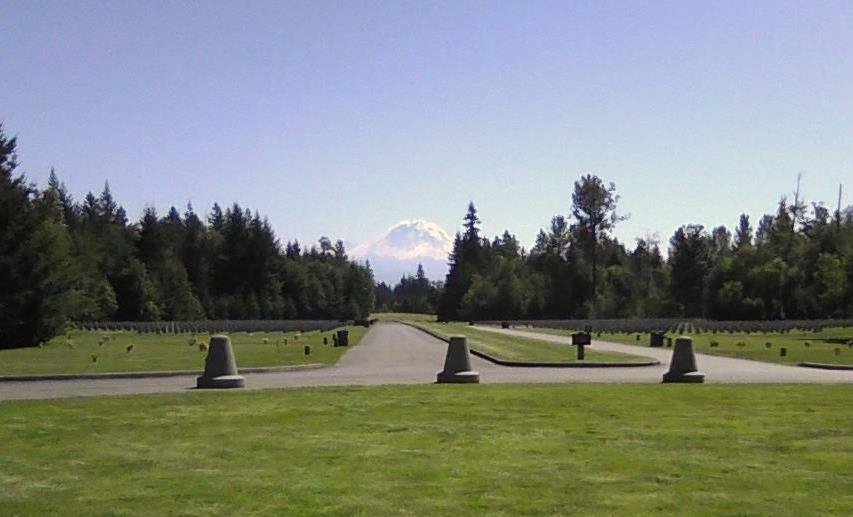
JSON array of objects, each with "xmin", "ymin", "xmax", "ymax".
[
  {"xmin": 799, "ymin": 362, "xmax": 853, "ymax": 371},
  {"xmin": 398, "ymin": 321, "xmax": 660, "ymax": 368},
  {"xmin": 0, "ymin": 363, "xmax": 328, "ymax": 383}
]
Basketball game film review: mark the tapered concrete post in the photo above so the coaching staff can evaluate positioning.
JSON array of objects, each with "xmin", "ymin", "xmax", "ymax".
[
  {"xmin": 662, "ymin": 336, "xmax": 704, "ymax": 383},
  {"xmin": 197, "ymin": 335, "xmax": 245, "ymax": 388},
  {"xmin": 437, "ymin": 336, "xmax": 480, "ymax": 383}
]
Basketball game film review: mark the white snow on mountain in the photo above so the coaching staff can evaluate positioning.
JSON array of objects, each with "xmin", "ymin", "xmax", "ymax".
[{"xmin": 351, "ymin": 219, "xmax": 454, "ymax": 284}]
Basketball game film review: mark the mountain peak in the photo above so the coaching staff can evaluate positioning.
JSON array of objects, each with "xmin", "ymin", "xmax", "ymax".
[
  {"xmin": 351, "ymin": 219, "xmax": 453, "ymax": 283},
  {"xmin": 352, "ymin": 219, "xmax": 453, "ymax": 261}
]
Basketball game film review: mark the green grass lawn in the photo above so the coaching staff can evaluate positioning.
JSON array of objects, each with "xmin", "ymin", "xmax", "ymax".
[
  {"xmin": 0, "ymin": 327, "xmax": 367, "ymax": 376},
  {"xmin": 1, "ymin": 384, "xmax": 850, "ymax": 515},
  {"xmin": 413, "ymin": 322, "xmax": 652, "ymax": 364},
  {"xmin": 524, "ymin": 326, "xmax": 853, "ymax": 366}
]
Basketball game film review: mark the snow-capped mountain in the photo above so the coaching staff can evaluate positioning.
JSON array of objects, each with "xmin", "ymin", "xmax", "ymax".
[{"xmin": 351, "ymin": 219, "xmax": 454, "ymax": 284}]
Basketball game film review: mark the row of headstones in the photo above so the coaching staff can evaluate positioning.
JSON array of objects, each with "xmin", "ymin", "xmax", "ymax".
[
  {"xmin": 648, "ymin": 332, "xmax": 844, "ymax": 357},
  {"xmin": 694, "ymin": 319, "xmax": 853, "ymax": 333},
  {"xmin": 76, "ymin": 320, "xmax": 346, "ymax": 334},
  {"xmin": 491, "ymin": 319, "xmax": 686, "ymax": 334},
  {"xmin": 489, "ymin": 318, "xmax": 853, "ymax": 335}
]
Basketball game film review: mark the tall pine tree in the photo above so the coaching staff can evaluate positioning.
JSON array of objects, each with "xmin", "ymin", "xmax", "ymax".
[{"xmin": 0, "ymin": 125, "xmax": 77, "ymax": 347}]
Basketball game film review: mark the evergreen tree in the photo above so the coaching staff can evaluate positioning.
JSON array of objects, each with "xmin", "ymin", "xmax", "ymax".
[
  {"xmin": 373, "ymin": 281, "xmax": 395, "ymax": 312},
  {"xmin": 0, "ymin": 125, "xmax": 77, "ymax": 347},
  {"xmin": 181, "ymin": 203, "xmax": 212, "ymax": 311},
  {"xmin": 438, "ymin": 202, "xmax": 486, "ymax": 320},
  {"xmin": 668, "ymin": 225, "xmax": 711, "ymax": 317},
  {"xmin": 570, "ymin": 174, "xmax": 626, "ymax": 298},
  {"xmin": 734, "ymin": 214, "xmax": 753, "ymax": 250},
  {"xmin": 209, "ymin": 202, "xmax": 224, "ymax": 231},
  {"xmin": 113, "ymin": 257, "xmax": 161, "ymax": 320}
]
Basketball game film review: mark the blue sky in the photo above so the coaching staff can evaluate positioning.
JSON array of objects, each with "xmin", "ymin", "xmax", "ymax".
[{"xmin": 3, "ymin": 1, "xmax": 851, "ymax": 251}]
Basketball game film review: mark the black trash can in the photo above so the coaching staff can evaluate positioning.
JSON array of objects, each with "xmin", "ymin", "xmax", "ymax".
[{"xmin": 337, "ymin": 329, "xmax": 349, "ymax": 347}]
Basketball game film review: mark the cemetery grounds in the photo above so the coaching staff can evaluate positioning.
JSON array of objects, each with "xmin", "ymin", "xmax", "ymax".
[{"xmin": 0, "ymin": 317, "xmax": 850, "ymax": 514}]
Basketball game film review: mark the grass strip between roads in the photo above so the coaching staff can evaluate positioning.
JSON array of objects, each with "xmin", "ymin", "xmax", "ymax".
[
  {"xmin": 1, "ymin": 384, "xmax": 850, "ymax": 515},
  {"xmin": 411, "ymin": 321, "xmax": 653, "ymax": 364},
  {"xmin": 525, "ymin": 326, "xmax": 853, "ymax": 366},
  {"xmin": 0, "ymin": 327, "xmax": 367, "ymax": 377}
]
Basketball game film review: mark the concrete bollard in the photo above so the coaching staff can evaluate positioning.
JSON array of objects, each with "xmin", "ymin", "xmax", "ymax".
[
  {"xmin": 197, "ymin": 335, "xmax": 245, "ymax": 389},
  {"xmin": 436, "ymin": 336, "xmax": 480, "ymax": 384},
  {"xmin": 662, "ymin": 336, "xmax": 705, "ymax": 383}
]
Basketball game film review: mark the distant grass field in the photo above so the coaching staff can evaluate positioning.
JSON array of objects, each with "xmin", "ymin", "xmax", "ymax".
[
  {"xmin": 1, "ymin": 384, "xmax": 850, "ymax": 515},
  {"xmin": 525, "ymin": 326, "xmax": 853, "ymax": 365},
  {"xmin": 413, "ymin": 322, "xmax": 652, "ymax": 364},
  {"xmin": 0, "ymin": 327, "xmax": 367, "ymax": 376},
  {"xmin": 371, "ymin": 312, "xmax": 437, "ymax": 322}
]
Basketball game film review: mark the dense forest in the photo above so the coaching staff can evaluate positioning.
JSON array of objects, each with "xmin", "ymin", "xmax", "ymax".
[
  {"xmin": 4, "ymin": 121, "xmax": 853, "ymax": 347},
  {"xmin": 435, "ymin": 176, "xmax": 853, "ymax": 322},
  {"xmin": 1, "ymin": 125, "xmax": 374, "ymax": 348}
]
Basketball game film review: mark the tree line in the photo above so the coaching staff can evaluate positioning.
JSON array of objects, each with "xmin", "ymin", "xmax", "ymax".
[
  {"xmin": 1, "ymin": 125, "xmax": 374, "ymax": 348},
  {"xmin": 435, "ymin": 175, "xmax": 853, "ymax": 322},
  {"xmin": 374, "ymin": 264, "xmax": 442, "ymax": 314},
  {"xmin": 5, "ymin": 120, "xmax": 853, "ymax": 346}
]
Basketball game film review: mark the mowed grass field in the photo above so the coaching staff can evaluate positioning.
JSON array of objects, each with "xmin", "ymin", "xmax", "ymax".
[
  {"xmin": 414, "ymin": 322, "xmax": 653, "ymax": 364},
  {"xmin": 1, "ymin": 384, "xmax": 850, "ymax": 515},
  {"xmin": 0, "ymin": 327, "xmax": 367, "ymax": 376},
  {"xmin": 524, "ymin": 326, "xmax": 853, "ymax": 366}
]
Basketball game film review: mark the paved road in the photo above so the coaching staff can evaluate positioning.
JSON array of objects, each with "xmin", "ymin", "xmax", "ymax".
[
  {"xmin": 1, "ymin": 323, "xmax": 850, "ymax": 402},
  {"xmin": 0, "ymin": 324, "xmax": 460, "ymax": 402}
]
